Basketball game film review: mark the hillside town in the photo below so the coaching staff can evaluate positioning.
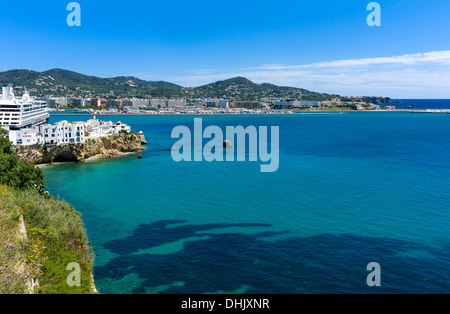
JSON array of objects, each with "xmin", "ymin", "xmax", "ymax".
[{"xmin": 46, "ymin": 96, "xmax": 396, "ymax": 114}]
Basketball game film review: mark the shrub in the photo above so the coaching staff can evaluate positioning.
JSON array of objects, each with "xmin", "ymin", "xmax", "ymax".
[{"xmin": 0, "ymin": 130, "xmax": 45, "ymax": 193}]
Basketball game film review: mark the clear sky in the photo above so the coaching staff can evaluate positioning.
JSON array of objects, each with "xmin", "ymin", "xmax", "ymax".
[{"xmin": 1, "ymin": 0, "xmax": 450, "ymax": 98}]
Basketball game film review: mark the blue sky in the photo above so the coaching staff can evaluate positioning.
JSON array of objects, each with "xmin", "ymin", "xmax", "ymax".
[{"xmin": 0, "ymin": 0, "xmax": 450, "ymax": 97}]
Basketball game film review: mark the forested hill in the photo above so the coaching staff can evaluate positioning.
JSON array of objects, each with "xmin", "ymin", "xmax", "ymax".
[{"xmin": 0, "ymin": 69, "xmax": 341, "ymax": 101}]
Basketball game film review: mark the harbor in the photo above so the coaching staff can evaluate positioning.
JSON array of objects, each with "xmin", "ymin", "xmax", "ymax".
[{"xmin": 410, "ymin": 109, "xmax": 450, "ymax": 113}]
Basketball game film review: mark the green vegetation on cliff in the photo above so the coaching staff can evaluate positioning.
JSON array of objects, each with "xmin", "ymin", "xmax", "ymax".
[
  {"xmin": 0, "ymin": 129, "xmax": 94, "ymax": 294},
  {"xmin": 0, "ymin": 129, "xmax": 45, "ymax": 193}
]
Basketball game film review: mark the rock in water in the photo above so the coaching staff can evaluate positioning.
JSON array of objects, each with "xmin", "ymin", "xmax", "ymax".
[
  {"xmin": 139, "ymin": 131, "xmax": 147, "ymax": 145},
  {"xmin": 223, "ymin": 140, "xmax": 233, "ymax": 148}
]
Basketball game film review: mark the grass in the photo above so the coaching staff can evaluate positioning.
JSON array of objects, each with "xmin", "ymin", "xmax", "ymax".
[
  {"xmin": 0, "ymin": 186, "xmax": 34, "ymax": 294},
  {"xmin": 0, "ymin": 185, "xmax": 95, "ymax": 294}
]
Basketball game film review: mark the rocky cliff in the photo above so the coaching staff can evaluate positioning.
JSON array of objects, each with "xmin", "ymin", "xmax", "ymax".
[
  {"xmin": 341, "ymin": 96, "xmax": 394, "ymax": 104},
  {"xmin": 13, "ymin": 132, "xmax": 145, "ymax": 165}
]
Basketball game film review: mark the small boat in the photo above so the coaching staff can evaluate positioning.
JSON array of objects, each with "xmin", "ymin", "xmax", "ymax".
[
  {"xmin": 405, "ymin": 105, "xmax": 415, "ymax": 109},
  {"xmin": 137, "ymin": 155, "xmax": 143, "ymax": 159}
]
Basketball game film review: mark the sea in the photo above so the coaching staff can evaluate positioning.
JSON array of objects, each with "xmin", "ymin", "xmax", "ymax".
[
  {"xmin": 43, "ymin": 104, "xmax": 450, "ymax": 294},
  {"xmin": 394, "ymin": 99, "xmax": 450, "ymax": 109}
]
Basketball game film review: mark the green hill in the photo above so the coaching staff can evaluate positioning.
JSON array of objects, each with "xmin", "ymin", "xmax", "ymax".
[
  {"xmin": 0, "ymin": 68, "xmax": 340, "ymax": 101},
  {"xmin": 185, "ymin": 76, "xmax": 339, "ymax": 101},
  {"xmin": 0, "ymin": 68, "xmax": 182, "ymax": 98}
]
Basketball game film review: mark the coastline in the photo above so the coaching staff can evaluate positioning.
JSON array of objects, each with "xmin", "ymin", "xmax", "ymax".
[
  {"xmin": 36, "ymin": 151, "xmax": 139, "ymax": 168},
  {"xmin": 14, "ymin": 132, "xmax": 146, "ymax": 166},
  {"xmin": 50, "ymin": 109, "xmax": 417, "ymax": 117}
]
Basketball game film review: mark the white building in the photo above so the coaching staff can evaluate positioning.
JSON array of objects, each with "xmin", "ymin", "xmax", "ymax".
[
  {"xmin": 131, "ymin": 98, "xmax": 150, "ymax": 107},
  {"xmin": 85, "ymin": 119, "xmax": 131, "ymax": 138},
  {"xmin": 70, "ymin": 98, "xmax": 92, "ymax": 107},
  {"xmin": 167, "ymin": 99, "xmax": 186, "ymax": 107},
  {"xmin": 217, "ymin": 101, "xmax": 229, "ymax": 109},
  {"xmin": 274, "ymin": 101, "xmax": 321, "ymax": 109},
  {"xmin": 8, "ymin": 127, "xmax": 43, "ymax": 145},
  {"xmin": 149, "ymin": 99, "xmax": 167, "ymax": 108},
  {"xmin": 149, "ymin": 99, "xmax": 186, "ymax": 108},
  {"xmin": 111, "ymin": 121, "xmax": 131, "ymax": 134},
  {"xmin": 205, "ymin": 100, "xmax": 229, "ymax": 108},
  {"xmin": 46, "ymin": 97, "xmax": 68, "ymax": 108},
  {"xmin": 7, "ymin": 117, "xmax": 132, "ymax": 146},
  {"xmin": 40, "ymin": 121, "xmax": 86, "ymax": 144}
]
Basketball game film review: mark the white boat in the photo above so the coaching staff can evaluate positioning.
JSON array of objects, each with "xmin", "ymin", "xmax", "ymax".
[{"xmin": 0, "ymin": 87, "xmax": 49, "ymax": 130}]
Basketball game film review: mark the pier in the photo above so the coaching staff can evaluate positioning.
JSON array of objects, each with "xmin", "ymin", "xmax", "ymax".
[{"xmin": 410, "ymin": 109, "xmax": 450, "ymax": 114}]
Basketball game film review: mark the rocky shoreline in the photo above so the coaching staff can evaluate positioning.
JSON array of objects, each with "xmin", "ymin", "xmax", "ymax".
[{"xmin": 13, "ymin": 132, "xmax": 146, "ymax": 165}]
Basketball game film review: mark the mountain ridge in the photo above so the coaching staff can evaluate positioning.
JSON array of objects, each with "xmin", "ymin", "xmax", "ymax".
[{"xmin": 0, "ymin": 68, "xmax": 391, "ymax": 103}]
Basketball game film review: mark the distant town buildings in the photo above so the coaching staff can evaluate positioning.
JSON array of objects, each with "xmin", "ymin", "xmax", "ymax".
[
  {"xmin": 230, "ymin": 101, "xmax": 265, "ymax": 109},
  {"xmin": 91, "ymin": 98, "xmax": 107, "ymax": 107},
  {"xmin": 46, "ymin": 97, "xmax": 68, "ymax": 108},
  {"xmin": 131, "ymin": 98, "xmax": 150, "ymax": 108},
  {"xmin": 44, "ymin": 96, "xmax": 188, "ymax": 109},
  {"xmin": 78, "ymin": 98, "xmax": 92, "ymax": 107},
  {"xmin": 259, "ymin": 97, "xmax": 287, "ymax": 103},
  {"xmin": 149, "ymin": 99, "xmax": 186, "ymax": 108},
  {"xmin": 206, "ymin": 100, "xmax": 229, "ymax": 108},
  {"xmin": 106, "ymin": 99, "xmax": 127, "ymax": 108},
  {"xmin": 273, "ymin": 101, "xmax": 321, "ymax": 109},
  {"xmin": 46, "ymin": 97, "xmax": 93, "ymax": 108}
]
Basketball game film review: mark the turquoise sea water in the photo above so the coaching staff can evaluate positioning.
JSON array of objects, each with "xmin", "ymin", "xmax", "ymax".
[
  {"xmin": 43, "ymin": 113, "xmax": 450, "ymax": 294},
  {"xmin": 394, "ymin": 99, "xmax": 450, "ymax": 109}
]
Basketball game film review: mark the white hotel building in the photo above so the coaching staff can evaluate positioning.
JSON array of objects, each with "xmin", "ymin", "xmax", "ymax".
[
  {"xmin": 7, "ymin": 127, "xmax": 43, "ymax": 146},
  {"xmin": 84, "ymin": 119, "xmax": 131, "ymax": 138},
  {"xmin": 41, "ymin": 121, "xmax": 86, "ymax": 144},
  {"xmin": 7, "ymin": 118, "xmax": 132, "ymax": 146}
]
